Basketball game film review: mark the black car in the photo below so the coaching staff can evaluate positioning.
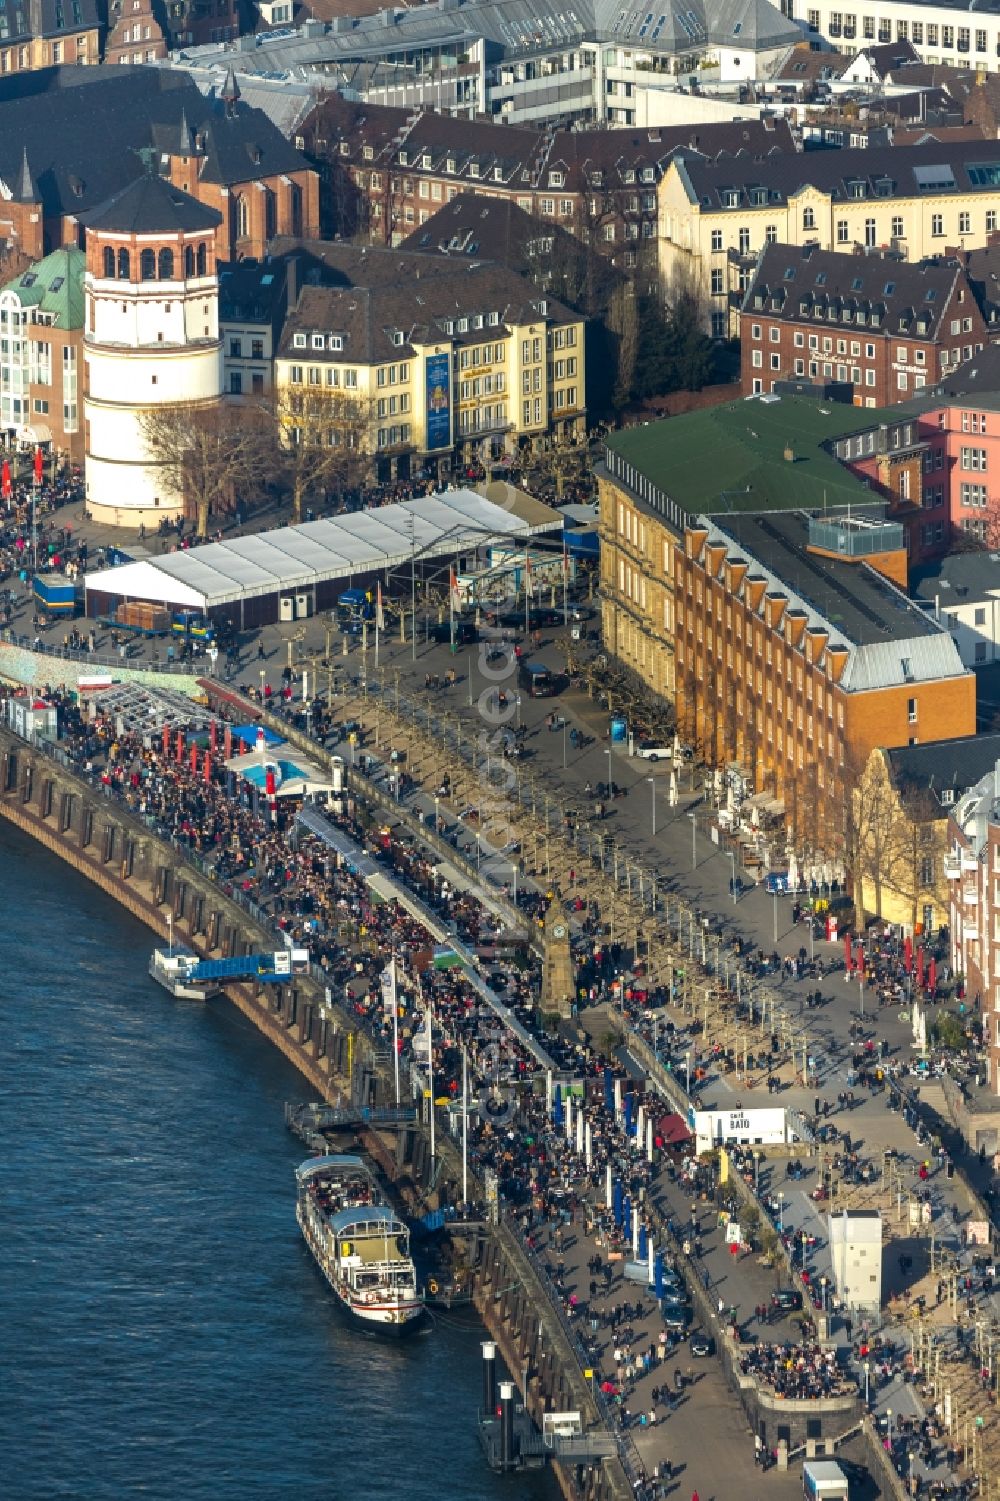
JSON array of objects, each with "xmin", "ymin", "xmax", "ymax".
[
  {"xmin": 689, "ymin": 1332, "xmax": 713, "ymax": 1357},
  {"xmin": 429, "ymin": 620, "xmax": 477, "ymax": 645},
  {"xmin": 661, "ymin": 1304, "xmax": 692, "ymax": 1330},
  {"xmin": 771, "ymin": 1288, "xmax": 803, "ymax": 1311}
]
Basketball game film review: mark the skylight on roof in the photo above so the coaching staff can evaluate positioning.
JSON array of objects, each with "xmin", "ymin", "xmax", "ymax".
[
  {"xmin": 884, "ymin": 281, "xmax": 895, "ymax": 295},
  {"xmin": 851, "ymin": 277, "xmax": 863, "ymax": 291}
]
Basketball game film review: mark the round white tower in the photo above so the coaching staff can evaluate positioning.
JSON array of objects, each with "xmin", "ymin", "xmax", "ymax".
[{"xmin": 82, "ymin": 175, "xmax": 223, "ymax": 528}]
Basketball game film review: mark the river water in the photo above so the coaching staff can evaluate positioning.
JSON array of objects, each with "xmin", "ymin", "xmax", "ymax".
[{"xmin": 0, "ymin": 823, "xmax": 557, "ymax": 1501}]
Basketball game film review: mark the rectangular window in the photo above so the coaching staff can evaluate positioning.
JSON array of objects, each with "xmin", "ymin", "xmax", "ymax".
[
  {"xmin": 837, "ymin": 219, "xmax": 849, "ymax": 243},
  {"xmin": 961, "ymin": 447, "xmax": 988, "ymax": 471},
  {"xmin": 931, "ymin": 214, "xmax": 944, "ymax": 236}
]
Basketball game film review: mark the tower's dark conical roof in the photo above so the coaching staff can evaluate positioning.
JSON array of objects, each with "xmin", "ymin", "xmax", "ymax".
[{"xmin": 79, "ymin": 173, "xmax": 221, "ymax": 235}]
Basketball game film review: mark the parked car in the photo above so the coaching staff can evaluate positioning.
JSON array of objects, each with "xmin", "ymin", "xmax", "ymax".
[
  {"xmin": 771, "ymin": 1288, "xmax": 803, "ymax": 1311},
  {"xmin": 633, "ymin": 740, "xmax": 673, "ymax": 762},
  {"xmin": 661, "ymin": 1304, "xmax": 692, "ymax": 1330},
  {"xmin": 689, "ymin": 1331, "xmax": 714, "ymax": 1357},
  {"xmin": 429, "ymin": 620, "xmax": 477, "ymax": 645}
]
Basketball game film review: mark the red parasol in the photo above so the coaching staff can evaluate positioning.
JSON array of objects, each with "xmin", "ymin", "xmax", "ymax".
[
  {"xmin": 854, "ymin": 940, "xmax": 865, "ymax": 975},
  {"xmin": 33, "ymin": 445, "xmax": 43, "ymax": 486},
  {"xmin": 189, "ymin": 742, "xmax": 198, "ymax": 773},
  {"xmin": 917, "ymin": 947, "xmax": 925, "ymax": 988},
  {"xmin": 223, "ymin": 725, "xmax": 232, "ymax": 760},
  {"xmin": 844, "ymin": 932, "xmax": 853, "ymax": 972},
  {"xmin": 209, "ymin": 719, "xmax": 217, "ymax": 753},
  {"xmin": 928, "ymin": 957, "xmax": 937, "ymax": 993},
  {"xmin": 1, "ymin": 458, "xmax": 11, "ymax": 501},
  {"xmin": 903, "ymin": 935, "xmax": 913, "ymax": 974},
  {"xmin": 175, "ymin": 729, "xmax": 184, "ymax": 763},
  {"xmin": 161, "ymin": 723, "xmax": 170, "ymax": 757},
  {"xmin": 203, "ymin": 749, "xmax": 212, "ymax": 785}
]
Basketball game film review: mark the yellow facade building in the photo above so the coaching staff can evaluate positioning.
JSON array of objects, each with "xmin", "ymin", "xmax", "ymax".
[
  {"xmin": 657, "ymin": 143, "xmax": 1000, "ymax": 336},
  {"xmin": 273, "ymin": 249, "xmax": 585, "ymax": 481}
]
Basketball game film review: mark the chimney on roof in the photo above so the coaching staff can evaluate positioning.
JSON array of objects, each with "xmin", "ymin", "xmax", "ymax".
[{"xmin": 784, "ymin": 444, "xmax": 796, "ymax": 463}]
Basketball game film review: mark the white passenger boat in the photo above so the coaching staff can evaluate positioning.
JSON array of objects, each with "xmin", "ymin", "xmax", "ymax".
[
  {"xmin": 148, "ymin": 946, "xmax": 220, "ymax": 1001},
  {"xmin": 295, "ymin": 1154, "xmax": 424, "ymax": 1334}
]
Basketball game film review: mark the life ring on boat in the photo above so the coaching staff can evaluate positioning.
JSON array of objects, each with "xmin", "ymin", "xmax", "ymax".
[{"xmin": 428, "ymin": 1278, "xmax": 440, "ymax": 1296}]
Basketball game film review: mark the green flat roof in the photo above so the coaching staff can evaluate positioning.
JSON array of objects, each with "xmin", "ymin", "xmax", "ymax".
[{"xmin": 605, "ymin": 396, "xmax": 906, "ymax": 516}]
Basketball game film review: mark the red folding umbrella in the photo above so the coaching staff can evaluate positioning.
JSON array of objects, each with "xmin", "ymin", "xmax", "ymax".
[
  {"xmin": 203, "ymin": 749, "xmax": 212, "ymax": 785},
  {"xmin": 161, "ymin": 723, "xmax": 170, "ymax": 757},
  {"xmin": 223, "ymin": 725, "xmax": 232, "ymax": 760},
  {"xmin": 855, "ymin": 940, "xmax": 865, "ymax": 975},
  {"xmin": 33, "ymin": 445, "xmax": 43, "ymax": 486},
  {"xmin": 1, "ymin": 458, "xmax": 11, "ymax": 501},
  {"xmin": 917, "ymin": 947, "xmax": 925, "ymax": 988},
  {"xmin": 189, "ymin": 742, "xmax": 198, "ymax": 773},
  {"xmin": 928, "ymin": 957, "xmax": 937, "ymax": 993},
  {"xmin": 844, "ymin": 932, "xmax": 853, "ymax": 972},
  {"xmin": 209, "ymin": 719, "xmax": 217, "ymax": 753},
  {"xmin": 903, "ymin": 935, "xmax": 913, "ymax": 974}
]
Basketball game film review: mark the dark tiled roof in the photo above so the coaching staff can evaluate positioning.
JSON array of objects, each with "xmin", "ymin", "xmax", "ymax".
[
  {"xmin": 679, "ymin": 140, "xmax": 1000, "ymax": 211},
  {"xmin": 885, "ymin": 734, "xmax": 1000, "ymax": 802},
  {"xmin": 277, "ymin": 253, "xmax": 577, "ymax": 364},
  {"xmin": 0, "ymin": 66, "xmax": 309, "ymax": 221},
  {"xmin": 921, "ymin": 342, "xmax": 1000, "ymax": 400},
  {"xmin": 743, "ymin": 242, "xmax": 968, "ymax": 341},
  {"xmin": 910, "ymin": 551, "xmax": 1000, "ymax": 604},
  {"xmin": 304, "ymin": 95, "xmax": 793, "ymax": 190},
  {"xmin": 850, "ymin": 40, "xmax": 921, "ymax": 79},
  {"xmin": 398, "ymin": 192, "xmax": 623, "ymax": 311},
  {"xmin": 80, "ymin": 174, "xmax": 222, "ymax": 234}
]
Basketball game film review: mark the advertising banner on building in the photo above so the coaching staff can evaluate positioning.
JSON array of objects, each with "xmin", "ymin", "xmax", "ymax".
[
  {"xmin": 425, "ymin": 352, "xmax": 451, "ymax": 451},
  {"xmin": 694, "ymin": 1107, "xmax": 788, "ymax": 1153}
]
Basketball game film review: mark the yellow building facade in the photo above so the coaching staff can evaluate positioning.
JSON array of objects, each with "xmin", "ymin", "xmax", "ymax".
[
  {"xmin": 657, "ymin": 147, "xmax": 1000, "ymax": 335},
  {"xmin": 597, "ymin": 469, "xmax": 675, "ymax": 701},
  {"xmin": 275, "ymin": 297, "xmax": 585, "ymax": 476}
]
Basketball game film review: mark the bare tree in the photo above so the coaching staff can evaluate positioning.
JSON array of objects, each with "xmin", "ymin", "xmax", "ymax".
[
  {"xmin": 138, "ymin": 400, "xmax": 266, "ymax": 539},
  {"xmin": 266, "ymin": 384, "xmax": 376, "ymax": 522}
]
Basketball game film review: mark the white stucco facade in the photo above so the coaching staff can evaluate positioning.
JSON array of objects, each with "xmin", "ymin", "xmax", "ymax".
[{"xmin": 84, "ymin": 257, "xmax": 222, "ymax": 527}]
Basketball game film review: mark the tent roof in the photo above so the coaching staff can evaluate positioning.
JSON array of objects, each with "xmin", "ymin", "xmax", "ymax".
[{"xmin": 85, "ymin": 488, "xmax": 559, "ymax": 611}]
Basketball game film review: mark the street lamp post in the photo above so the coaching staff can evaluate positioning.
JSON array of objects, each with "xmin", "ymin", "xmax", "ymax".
[
  {"xmin": 685, "ymin": 1049, "xmax": 692, "ymax": 1095},
  {"xmin": 562, "ymin": 718, "xmax": 568, "ymax": 769},
  {"xmin": 772, "ymin": 890, "xmax": 779, "ymax": 945},
  {"xmin": 647, "ymin": 776, "xmax": 656, "ymax": 838},
  {"xmin": 777, "ymin": 1190, "xmax": 784, "ymax": 1234},
  {"xmin": 864, "ymin": 1362, "xmax": 871, "ymax": 1407},
  {"xmin": 729, "ymin": 850, "xmax": 738, "ymax": 905},
  {"xmin": 688, "ymin": 811, "xmax": 697, "ymax": 870}
]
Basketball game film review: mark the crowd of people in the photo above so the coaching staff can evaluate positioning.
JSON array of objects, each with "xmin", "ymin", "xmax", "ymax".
[{"xmin": 738, "ymin": 1341, "xmax": 850, "ymax": 1400}]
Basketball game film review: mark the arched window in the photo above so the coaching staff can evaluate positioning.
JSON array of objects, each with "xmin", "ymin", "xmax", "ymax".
[
  {"xmin": 158, "ymin": 246, "xmax": 174, "ymax": 280},
  {"xmin": 236, "ymin": 194, "xmax": 248, "ymax": 239},
  {"xmin": 140, "ymin": 248, "xmax": 155, "ymax": 281},
  {"xmin": 290, "ymin": 182, "xmax": 302, "ymax": 238},
  {"xmin": 117, "ymin": 247, "xmax": 130, "ymax": 280},
  {"xmin": 196, "ymin": 242, "xmax": 207, "ymax": 277},
  {"xmin": 184, "ymin": 245, "xmax": 194, "ymax": 277},
  {"xmin": 103, "ymin": 245, "xmax": 115, "ymax": 278},
  {"xmin": 263, "ymin": 186, "xmax": 276, "ymax": 242}
]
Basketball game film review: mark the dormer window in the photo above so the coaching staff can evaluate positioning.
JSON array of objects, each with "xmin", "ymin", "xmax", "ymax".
[
  {"xmin": 642, "ymin": 167, "xmax": 655, "ymax": 183},
  {"xmin": 457, "ymin": 317, "xmax": 468, "ymax": 332},
  {"xmin": 549, "ymin": 170, "xmax": 564, "ymax": 187},
  {"xmin": 488, "ymin": 311, "xmax": 499, "ymax": 325},
  {"xmin": 329, "ymin": 335, "xmax": 343, "ymax": 351},
  {"xmin": 293, "ymin": 332, "xmax": 306, "ymax": 348},
  {"xmin": 473, "ymin": 314, "xmax": 483, "ymax": 328},
  {"xmin": 493, "ymin": 167, "xmax": 503, "ymax": 182},
  {"xmin": 591, "ymin": 170, "xmax": 603, "ymax": 186},
  {"xmin": 392, "ymin": 331, "xmax": 404, "ymax": 346},
  {"xmin": 311, "ymin": 333, "xmax": 325, "ymax": 349},
  {"xmin": 446, "ymin": 157, "xmax": 456, "ymax": 173},
  {"xmin": 421, "ymin": 154, "xmax": 431, "ymax": 169},
  {"xmin": 399, "ymin": 149, "xmax": 409, "ymax": 165},
  {"xmin": 624, "ymin": 169, "xmax": 635, "ymax": 183},
  {"xmin": 339, "ymin": 142, "xmax": 350, "ymax": 157},
  {"xmin": 468, "ymin": 162, "xmax": 479, "ymax": 178},
  {"xmin": 363, "ymin": 146, "xmax": 374, "ymax": 161}
]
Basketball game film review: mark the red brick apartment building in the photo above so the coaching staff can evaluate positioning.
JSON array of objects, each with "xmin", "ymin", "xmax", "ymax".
[{"xmin": 741, "ymin": 243, "xmax": 988, "ymax": 407}]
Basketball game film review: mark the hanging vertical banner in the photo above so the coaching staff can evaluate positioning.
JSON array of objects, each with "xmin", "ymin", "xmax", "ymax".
[{"xmin": 425, "ymin": 352, "xmax": 451, "ymax": 451}]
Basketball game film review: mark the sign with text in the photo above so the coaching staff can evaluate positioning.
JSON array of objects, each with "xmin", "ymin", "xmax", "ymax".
[
  {"xmin": 694, "ymin": 1107, "xmax": 788, "ymax": 1153},
  {"xmin": 425, "ymin": 352, "xmax": 451, "ymax": 451}
]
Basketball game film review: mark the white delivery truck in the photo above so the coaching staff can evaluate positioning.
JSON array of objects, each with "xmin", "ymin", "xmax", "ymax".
[{"xmin": 803, "ymin": 1460, "xmax": 849, "ymax": 1501}]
